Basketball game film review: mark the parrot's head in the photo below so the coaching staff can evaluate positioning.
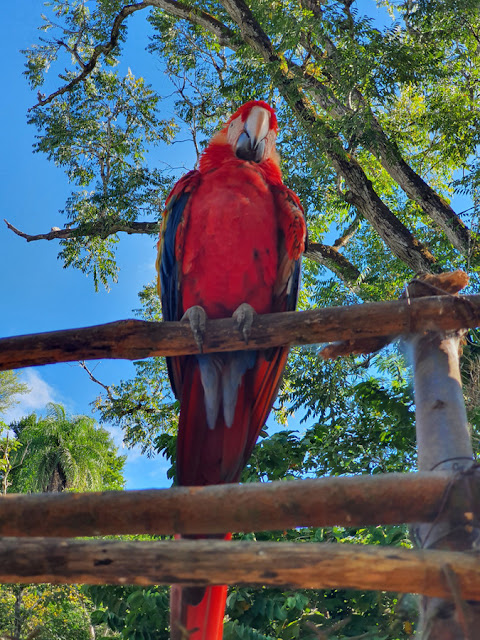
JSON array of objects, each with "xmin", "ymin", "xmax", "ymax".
[
  {"xmin": 226, "ymin": 101, "xmax": 278, "ymax": 164},
  {"xmin": 200, "ymin": 101, "xmax": 280, "ymax": 172}
]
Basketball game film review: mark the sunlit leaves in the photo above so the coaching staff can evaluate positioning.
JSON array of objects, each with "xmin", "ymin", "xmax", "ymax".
[
  {"xmin": 27, "ymin": 68, "xmax": 176, "ymax": 288},
  {"xmin": 0, "ymin": 583, "xmax": 99, "ymax": 640}
]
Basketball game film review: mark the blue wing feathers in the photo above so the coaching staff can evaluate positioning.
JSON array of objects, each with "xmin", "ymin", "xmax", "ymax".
[
  {"xmin": 287, "ymin": 258, "xmax": 302, "ymax": 312},
  {"xmin": 160, "ymin": 190, "xmax": 191, "ymax": 323}
]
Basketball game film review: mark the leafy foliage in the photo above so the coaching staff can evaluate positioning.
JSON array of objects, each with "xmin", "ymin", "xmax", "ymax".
[
  {"xmin": 9, "ymin": 402, "xmax": 126, "ymax": 492},
  {"xmin": 0, "ymin": 400, "xmax": 127, "ymax": 639},
  {"xmin": 93, "ymin": 284, "xmax": 179, "ymax": 456},
  {"xmin": 0, "ymin": 371, "xmax": 29, "ymax": 417},
  {"xmin": 28, "ymin": 68, "xmax": 176, "ymax": 289},
  {"xmin": 0, "ymin": 583, "xmax": 99, "ymax": 640},
  {"xmin": 85, "ymin": 584, "xmax": 170, "ymax": 640}
]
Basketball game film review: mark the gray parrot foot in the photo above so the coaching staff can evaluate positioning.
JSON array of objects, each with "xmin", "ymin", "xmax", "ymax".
[
  {"xmin": 232, "ymin": 302, "xmax": 256, "ymax": 344},
  {"xmin": 181, "ymin": 305, "xmax": 208, "ymax": 353}
]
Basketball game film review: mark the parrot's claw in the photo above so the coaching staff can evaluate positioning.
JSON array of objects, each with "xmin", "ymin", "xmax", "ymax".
[
  {"xmin": 182, "ymin": 305, "xmax": 208, "ymax": 353},
  {"xmin": 233, "ymin": 303, "xmax": 256, "ymax": 344}
]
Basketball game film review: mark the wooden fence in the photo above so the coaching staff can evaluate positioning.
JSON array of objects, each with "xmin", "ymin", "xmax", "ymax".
[{"xmin": 1, "ymin": 273, "xmax": 479, "ymax": 639}]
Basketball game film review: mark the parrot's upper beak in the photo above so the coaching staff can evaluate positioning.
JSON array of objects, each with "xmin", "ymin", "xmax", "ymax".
[{"xmin": 235, "ymin": 106, "xmax": 271, "ymax": 163}]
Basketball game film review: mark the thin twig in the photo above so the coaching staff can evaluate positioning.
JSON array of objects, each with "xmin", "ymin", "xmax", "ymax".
[{"xmin": 78, "ymin": 361, "xmax": 114, "ymax": 399}]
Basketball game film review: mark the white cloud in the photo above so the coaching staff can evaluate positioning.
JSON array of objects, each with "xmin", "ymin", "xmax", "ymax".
[
  {"xmin": 2, "ymin": 369, "xmax": 58, "ymax": 423},
  {"xmin": 103, "ymin": 424, "xmax": 126, "ymax": 449}
]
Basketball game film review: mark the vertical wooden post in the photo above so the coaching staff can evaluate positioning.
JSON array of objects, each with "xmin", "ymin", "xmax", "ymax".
[{"xmin": 410, "ymin": 329, "xmax": 480, "ymax": 639}]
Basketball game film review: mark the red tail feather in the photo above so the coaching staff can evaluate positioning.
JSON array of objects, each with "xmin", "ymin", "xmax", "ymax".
[
  {"xmin": 170, "ymin": 584, "xmax": 228, "ymax": 640},
  {"xmin": 171, "ymin": 534, "xmax": 232, "ymax": 640}
]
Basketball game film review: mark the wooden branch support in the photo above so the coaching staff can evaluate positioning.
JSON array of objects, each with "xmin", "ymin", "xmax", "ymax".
[
  {"xmin": 1, "ymin": 472, "xmax": 479, "ymax": 537},
  {"xmin": 408, "ymin": 285, "xmax": 480, "ymax": 638},
  {"xmin": 1, "ymin": 294, "xmax": 480, "ymax": 370},
  {"xmin": 1, "ymin": 538, "xmax": 480, "ymax": 601},
  {"xmin": 1, "ymin": 269, "xmax": 478, "ymax": 635}
]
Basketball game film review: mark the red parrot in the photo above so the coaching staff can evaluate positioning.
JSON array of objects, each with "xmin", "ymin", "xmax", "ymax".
[{"xmin": 156, "ymin": 100, "xmax": 306, "ymax": 640}]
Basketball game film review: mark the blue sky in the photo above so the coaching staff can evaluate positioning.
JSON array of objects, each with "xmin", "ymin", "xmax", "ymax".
[{"xmin": 1, "ymin": 2, "xmax": 190, "ymax": 489}]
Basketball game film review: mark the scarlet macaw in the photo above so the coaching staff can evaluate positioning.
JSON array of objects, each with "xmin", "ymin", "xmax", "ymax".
[{"xmin": 156, "ymin": 100, "xmax": 307, "ymax": 640}]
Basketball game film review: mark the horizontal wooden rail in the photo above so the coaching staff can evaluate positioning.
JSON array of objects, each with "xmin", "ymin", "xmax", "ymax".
[
  {"xmin": 0, "ymin": 471, "xmax": 478, "ymax": 537},
  {"xmin": 1, "ymin": 538, "xmax": 479, "ymax": 600},
  {"xmin": 1, "ymin": 294, "xmax": 479, "ymax": 370}
]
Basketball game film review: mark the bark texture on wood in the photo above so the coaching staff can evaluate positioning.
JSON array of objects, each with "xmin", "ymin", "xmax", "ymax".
[
  {"xmin": 292, "ymin": 27, "xmax": 472, "ymax": 255},
  {"xmin": 367, "ymin": 121, "xmax": 473, "ymax": 256},
  {"xmin": 332, "ymin": 151, "xmax": 436, "ymax": 273},
  {"xmin": 1, "ymin": 472, "xmax": 477, "ymax": 538},
  {"xmin": 411, "ymin": 326, "xmax": 480, "ymax": 638},
  {"xmin": 2, "ymin": 294, "xmax": 480, "ymax": 371},
  {"xmin": 321, "ymin": 270, "xmax": 470, "ymax": 359},
  {"xmin": 1, "ymin": 538, "xmax": 480, "ymax": 600}
]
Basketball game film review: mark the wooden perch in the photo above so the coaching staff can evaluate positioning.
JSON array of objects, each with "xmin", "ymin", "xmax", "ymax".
[
  {"xmin": 1, "ymin": 471, "xmax": 479, "ymax": 537},
  {"xmin": 408, "ymin": 272, "xmax": 480, "ymax": 638},
  {"xmin": 321, "ymin": 270, "xmax": 470, "ymax": 358},
  {"xmin": 1, "ymin": 537, "xmax": 480, "ymax": 600},
  {"xmin": 1, "ymin": 294, "xmax": 480, "ymax": 371}
]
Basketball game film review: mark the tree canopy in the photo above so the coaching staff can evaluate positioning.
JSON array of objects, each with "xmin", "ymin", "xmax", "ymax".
[
  {"xmin": 9, "ymin": 402, "xmax": 125, "ymax": 493},
  {"xmin": 0, "ymin": 371, "xmax": 28, "ymax": 419}
]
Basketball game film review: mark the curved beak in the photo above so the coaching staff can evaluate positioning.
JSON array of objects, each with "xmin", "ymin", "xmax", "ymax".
[{"xmin": 235, "ymin": 106, "xmax": 271, "ymax": 163}]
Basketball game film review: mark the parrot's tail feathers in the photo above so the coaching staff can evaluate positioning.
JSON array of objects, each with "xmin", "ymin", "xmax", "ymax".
[
  {"xmin": 246, "ymin": 346, "xmax": 290, "ymax": 457},
  {"xmin": 175, "ymin": 359, "xmax": 252, "ymax": 486},
  {"xmin": 170, "ymin": 534, "xmax": 232, "ymax": 640},
  {"xmin": 175, "ymin": 348, "xmax": 291, "ymax": 487},
  {"xmin": 170, "ymin": 584, "xmax": 228, "ymax": 640}
]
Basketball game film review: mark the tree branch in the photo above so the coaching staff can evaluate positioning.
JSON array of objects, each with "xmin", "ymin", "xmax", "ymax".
[
  {"xmin": 216, "ymin": 0, "xmax": 436, "ymax": 273},
  {"xmin": 31, "ymin": 1, "xmax": 235, "ymax": 111},
  {"xmin": 338, "ymin": 156, "xmax": 437, "ymax": 272},
  {"xmin": 1, "ymin": 294, "xmax": 480, "ymax": 371},
  {"xmin": 364, "ymin": 110, "xmax": 474, "ymax": 257},
  {"xmin": 31, "ymin": 2, "xmax": 152, "ymax": 110},
  {"xmin": 5, "ymin": 219, "xmax": 362, "ymax": 283},
  {"xmin": 333, "ymin": 214, "xmax": 362, "ymax": 249},
  {"xmin": 4, "ymin": 219, "xmax": 158, "ymax": 241},
  {"xmin": 0, "ymin": 537, "xmax": 479, "ymax": 600},
  {"xmin": 78, "ymin": 361, "xmax": 114, "ymax": 398},
  {"xmin": 307, "ymin": 242, "xmax": 361, "ymax": 283},
  {"xmin": 291, "ymin": 15, "xmax": 473, "ymax": 255},
  {"xmin": 218, "ymin": 0, "xmax": 276, "ymax": 59},
  {"xmin": 293, "ymin": 70, "xmax": 475, "ymax": 258},
  {"xmin": 147, "ymin": 0, "xmax": 236, "ymax": 45}
]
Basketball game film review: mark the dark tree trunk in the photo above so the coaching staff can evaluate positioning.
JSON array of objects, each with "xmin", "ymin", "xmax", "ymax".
[
  {"xmin": 12, "ymin": 584, "xmax": 25, "ymax": 640},
  {"xmin": 46, "ymin": 465, "xmax": 67, "ymax": 493}
]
